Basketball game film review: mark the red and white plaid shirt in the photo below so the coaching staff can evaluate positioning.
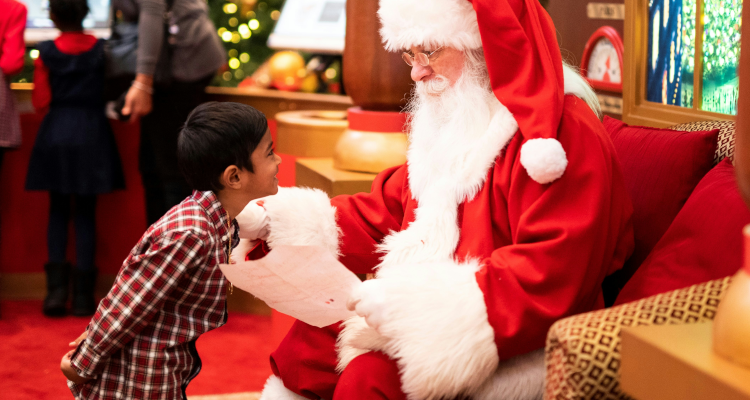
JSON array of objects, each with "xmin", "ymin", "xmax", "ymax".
[{"xmin": 68, "ymin": 191, "xmax": 239, "ymax": 400}]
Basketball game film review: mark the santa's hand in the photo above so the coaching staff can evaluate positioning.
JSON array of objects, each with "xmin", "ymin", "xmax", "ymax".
[
  {"xmin": 347, "ymin": 279, "xmax": 390, "ymax": 332},
  {"xmin": 236, "ymin": 201, "xmax": 270, "ymax": 240}
]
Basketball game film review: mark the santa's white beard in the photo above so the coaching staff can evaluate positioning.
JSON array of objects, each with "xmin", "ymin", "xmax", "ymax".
[
  {"xmin": 405, "ymin": 55, "xmax": 500, "ymax": 149},
  {"xmin": 404, "ymin": 54, "xmax": 506, "ymax": 197}
]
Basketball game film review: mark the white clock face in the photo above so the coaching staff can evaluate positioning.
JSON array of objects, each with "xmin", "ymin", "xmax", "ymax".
[{"xmin": 587, "ymin": 37, "xmax": 621, "ymax": 84}]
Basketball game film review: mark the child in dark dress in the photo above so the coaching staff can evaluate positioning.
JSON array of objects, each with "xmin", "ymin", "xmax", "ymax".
[{"xmin": 26, "ymin": 0, "xmax": 125, "ymax": 317}]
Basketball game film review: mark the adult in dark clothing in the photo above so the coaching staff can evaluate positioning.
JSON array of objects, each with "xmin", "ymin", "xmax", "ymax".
[{"xmin": 113, "ymin": 0, "xmax": 225, "ymax": 224}]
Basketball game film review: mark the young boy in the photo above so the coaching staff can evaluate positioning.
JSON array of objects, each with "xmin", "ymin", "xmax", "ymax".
[{"xmin": 60, "ymin": 102, "xmax": 281, "ymax": 399}]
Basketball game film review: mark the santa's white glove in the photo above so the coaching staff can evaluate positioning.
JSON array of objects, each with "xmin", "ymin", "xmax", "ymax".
[
  {"xmin": 236, "ymin": 201, "xmax": 270, "ymax": 241},
  {"xmin": 347, "ymin": 279, "xmax": 390, "ymax": 333}
]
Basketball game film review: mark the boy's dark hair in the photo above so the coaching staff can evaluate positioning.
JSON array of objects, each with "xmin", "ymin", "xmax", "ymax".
[
  {"xmin": 49, "ymin": 0, "xmax": 89, "ymax": 27},
  {"xmin": 178, "ymin": 102, "xmax": 268, "ymax": 192}
]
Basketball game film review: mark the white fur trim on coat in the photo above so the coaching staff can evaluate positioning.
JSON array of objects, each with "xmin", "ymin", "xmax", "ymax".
[
  {"xmin": 519, "ymin": 138, "xmax": 568, "ymax": 184},
  {"xmin": 378, "ymin": 0, "xmax": 482, "ymax": 51},
  {"xmin": 339, "ymin": 260, "xmax": 499, "ymax": 400},
  {"xmin": 261, "ymin": 187, "xmax": 340, "ymax": 257},
  {"xmin": 259, "ymin": 375, "xmax": 308, "ymax": 400},
  {"xmin": 473, "ymin": 348, "xmax": 545, "ymax": 400},
  {"xmin": 335, "ymin": 95, "xmax": 515, "ymax": 400}
]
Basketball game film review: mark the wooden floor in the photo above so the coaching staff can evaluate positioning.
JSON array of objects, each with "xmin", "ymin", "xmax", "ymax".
[{"xmin": 189, "ymin": 392, "xmax": 261, "ymax": 400}]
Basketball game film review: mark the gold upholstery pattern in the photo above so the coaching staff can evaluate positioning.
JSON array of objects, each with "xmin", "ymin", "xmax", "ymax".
[
  {"xmin": 670, "ymin": 120, "xmax": 736, "ymax": 165},
  {"xmin": 544, "ymin": 277, "xmax": 732, "ymax": 400}
]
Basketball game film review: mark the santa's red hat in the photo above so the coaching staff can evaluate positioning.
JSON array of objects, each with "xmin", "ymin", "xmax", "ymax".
[{"xmin": 378, "ymin": 0, "xmax": 567, "ymax": 184}]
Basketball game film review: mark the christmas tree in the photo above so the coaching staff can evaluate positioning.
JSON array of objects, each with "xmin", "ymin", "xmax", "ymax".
[{"xmin": 208, "ymin": 0, "xmax": 286, "ymax": 87}]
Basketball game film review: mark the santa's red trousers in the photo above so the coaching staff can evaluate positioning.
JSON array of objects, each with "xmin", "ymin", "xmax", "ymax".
[{"xmin": 270, "ymin": 320, "xmax": 407, "ymax": 400}]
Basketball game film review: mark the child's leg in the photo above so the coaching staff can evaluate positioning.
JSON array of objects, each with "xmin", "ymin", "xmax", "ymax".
[
  {"xmin": 73, "ymin": 194, "xmax": 96, "ymax": 270},
  {"xmin": 48, "ymin": 191, "xmax": 71, "ymax": 263},
  {"xmin": 44, "ymin": 192, "xmax": 72, "ymax": 316},
  {"xmin": 71, "ymin": 194, "xmax": 98, "ymax": 316}
]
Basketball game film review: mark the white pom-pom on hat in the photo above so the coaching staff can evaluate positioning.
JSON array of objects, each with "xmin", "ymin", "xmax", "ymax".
[{"xmin": 519, "ymin": 138, "xmax": 568, "ymax": 184}]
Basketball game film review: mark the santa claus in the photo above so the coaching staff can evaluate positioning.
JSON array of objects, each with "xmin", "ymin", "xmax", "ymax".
[{"xmin": 247, "ymin": 0, "xmax": 634, "ymax": 399}]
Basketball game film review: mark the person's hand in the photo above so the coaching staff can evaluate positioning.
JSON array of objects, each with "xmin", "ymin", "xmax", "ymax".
[
  {"xmin": 347, "ymin": 279, "xmax": 390, "ymax": 333},
  {"xmin": 236, "ymin": 201, "xmax": 270, "ymax": 241},
  {"xmin": 121, "ymin": 74, "xmax": 153, "ymax": 122},
  {"xmin": 60, "ymin": 350, "xmax": 92, "ymax": 385},
  {"xmin": 61, "ymin": 330, "xmax": 91, "ymax": 384},
  {"xmin": 69, "ymin": 331, "xmax": 88, "ymax": 348}
]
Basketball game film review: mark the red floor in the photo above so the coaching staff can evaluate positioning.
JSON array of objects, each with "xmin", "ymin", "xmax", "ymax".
[{"xmin": 0, "ymin": 300, "xmax": 274, "ymax": 400}]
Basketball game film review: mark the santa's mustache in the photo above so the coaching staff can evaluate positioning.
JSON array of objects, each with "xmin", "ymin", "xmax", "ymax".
[{"xmin": 416, "ymin": 74, "xmax": 451, "ymax": 96}]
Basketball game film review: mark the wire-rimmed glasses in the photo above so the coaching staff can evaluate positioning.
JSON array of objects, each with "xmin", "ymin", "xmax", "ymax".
[{"xmin": 402, "ymin": 47, "xmax": 444, "ymax": 67}]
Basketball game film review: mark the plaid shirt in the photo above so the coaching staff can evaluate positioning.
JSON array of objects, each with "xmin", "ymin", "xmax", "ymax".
[{"xmin": 68, "ymin": 191, "xmax": 239, "ymax": 400}]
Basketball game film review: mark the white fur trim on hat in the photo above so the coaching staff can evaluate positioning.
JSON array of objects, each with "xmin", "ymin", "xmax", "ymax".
[
  {"xmin": 259, "ymin": 375, "xmax": 308, "ymax": 400},
  {"xmin": 519, "ymin": 138, "xmax": 568, "ymax": 184},
  {"xmin": 378, "ymin": 0, "xmax": 482, "ymax": 51}
]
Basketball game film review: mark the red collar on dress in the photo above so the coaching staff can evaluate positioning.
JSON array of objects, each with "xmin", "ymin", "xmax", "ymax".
[{"xmin": 54, "ymin": 31, "xmax": 98, "ymax": 55}]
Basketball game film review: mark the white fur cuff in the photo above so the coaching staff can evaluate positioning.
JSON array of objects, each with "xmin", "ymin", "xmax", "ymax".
[
  {"xmin": 262, "ymin": 187, "xmax": 341, "ymax": 256},
  {"xmin": 373, "ymin": 259, "xmax": 499, "ymax": 400},
  {"xmin": 259, "ymin": 375, "xmax": 308, "ymax": 400},
  {"xmin": 519, "ymin": 138, "xmax": 568, "ymax": 184}
]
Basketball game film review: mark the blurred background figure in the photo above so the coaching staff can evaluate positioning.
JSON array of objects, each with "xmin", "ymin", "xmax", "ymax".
[
  {"xmin": 0, "ymin": 0, "xmax": 27, "ymax": 170},
  {"xmin": 109, "ymin": 0, "xmax": 226, "ymax": 225},
  {"xmin": 0, "ymin": 0, "xmax": 27, "ymax": 320},
  {"xmin": 25, "ymin": 0, "xmax": 125, "ymax": 317}
]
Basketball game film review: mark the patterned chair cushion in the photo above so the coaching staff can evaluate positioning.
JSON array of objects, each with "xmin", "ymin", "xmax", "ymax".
[
  {"xmin": 670, "ymin": 120, "xmax": 735, "ymax": 164},
  {"xmin": 543, "ymin": 119, "xmax": 735, "ymax": 399},
  {"xmin": 544, "ymin": 277, "xmax": 731, "ymax": 400}
]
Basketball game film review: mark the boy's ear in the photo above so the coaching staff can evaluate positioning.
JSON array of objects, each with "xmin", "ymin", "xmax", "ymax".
[{"xmin": 220, "ymin": 165, "xmax": 242, "ymax": 189}]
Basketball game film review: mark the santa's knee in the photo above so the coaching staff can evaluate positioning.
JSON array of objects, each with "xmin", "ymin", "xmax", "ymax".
[
  {"xmin": 270, "ymin": 321, "xmax": 342, "ymax": 400},
  {"xmin": 333, "ymin": 351, "xmax": 406, "ymax": 400}
]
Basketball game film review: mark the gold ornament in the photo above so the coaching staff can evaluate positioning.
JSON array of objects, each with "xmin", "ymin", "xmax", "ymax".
[
  {"xmin": 300, "ymin": 73, "xmax": 319, "ymax": 93},
  {"xmin": 240, "ymin": 0, "xmax": 257, "ymax": 16},
  {"xmin": 268, "ymin": 51, "xmax": 306, "ymax": 91}
]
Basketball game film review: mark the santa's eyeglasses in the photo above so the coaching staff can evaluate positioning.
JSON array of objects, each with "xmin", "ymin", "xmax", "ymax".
[{"xmin": 402, "ymin": 47, "xmax": 444, "ymax": 67}]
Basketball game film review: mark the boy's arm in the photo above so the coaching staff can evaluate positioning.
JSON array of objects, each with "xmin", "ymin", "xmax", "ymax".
[{"xmin": 68, "ymin": 231, "xmax": 209, "ymax": 379}]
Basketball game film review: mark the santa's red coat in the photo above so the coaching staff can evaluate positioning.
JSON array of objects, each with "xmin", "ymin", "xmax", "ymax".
[{"xmin": 263, "ymin": 95, "xmax": 634, "ymax": 399}]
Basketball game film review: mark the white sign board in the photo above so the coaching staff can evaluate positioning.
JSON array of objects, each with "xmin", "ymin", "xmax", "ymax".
[{"xmin": 268, "ymin": 0, "xmax": 347, "ymax": 54}]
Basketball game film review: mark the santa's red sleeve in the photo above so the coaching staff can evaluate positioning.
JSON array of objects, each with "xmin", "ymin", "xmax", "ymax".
[
  {"xmin": 260, "ymin": 165, "xmax": 408, "ymax": 275},
  {"xmin": 478, "ymin": 102, "xmax": 634, "ymax": 361}
]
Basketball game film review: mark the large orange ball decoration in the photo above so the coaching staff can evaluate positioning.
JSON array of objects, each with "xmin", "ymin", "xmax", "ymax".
[{"xmin": 268, "ymin": 51, "xmax": 306, "ymax": 91}]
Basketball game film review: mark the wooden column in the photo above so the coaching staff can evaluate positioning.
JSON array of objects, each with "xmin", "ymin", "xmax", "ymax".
[
  {"xmin": 343, "ymin": 0, "xmax": 413, "ymax": 111},
  {"xmin": 735, "ymin": 0, "xmax": 750, "ymax": 208}
]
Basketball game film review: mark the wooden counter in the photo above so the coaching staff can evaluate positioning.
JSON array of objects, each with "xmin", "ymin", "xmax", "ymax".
[
  {"xmin": 205, "ymin": 86, "xmax": 352, "ymax": 120},
  {"xmin": 621, "ymin": 322, "xmax": 750, "ymax": 400},
  {"xmin": 11, "ymin": 84, "xmax": 353, "ymax": 119},
  {"xmin": 295, "ymin": 158, "xmax": 377, "ymax": 197}
]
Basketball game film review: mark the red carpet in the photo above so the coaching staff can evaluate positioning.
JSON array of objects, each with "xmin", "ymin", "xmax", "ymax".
[{"xmin": 0, "ymin": 300, "xmax": 274, "ymax": 400}]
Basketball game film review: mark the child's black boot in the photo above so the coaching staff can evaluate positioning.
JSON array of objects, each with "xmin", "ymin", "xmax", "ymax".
[
  {"xmin": 71, "ymin": 267, "xmax": 98, "ymax": 316},
  {"xmin": 43, "ymin": 262, "xmax": 71, "ymax": 317}
]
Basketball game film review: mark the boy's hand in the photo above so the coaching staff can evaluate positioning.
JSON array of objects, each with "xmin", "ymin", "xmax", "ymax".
[
  {"xmin": 69, "ymin": 331, "xmax": 88, "ymax": 348},
  {"xmin": 236, "ymin": 201, "xmax": 270, "ymax": 241},
  {"xmin": 60, "ymin": 350, "xmax": 92, "ymax": 385}
]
